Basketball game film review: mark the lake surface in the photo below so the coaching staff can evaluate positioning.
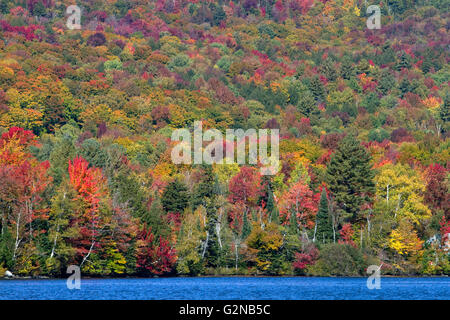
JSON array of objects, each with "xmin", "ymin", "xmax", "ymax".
[{"xmin": 0, "ymin": 277, "xmax": 449, "ymax": 300}]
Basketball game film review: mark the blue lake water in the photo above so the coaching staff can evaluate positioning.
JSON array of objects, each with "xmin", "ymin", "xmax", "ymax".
[{"xmin": 0, "ymin": 277, "xmax": 449, "ymax": 300}]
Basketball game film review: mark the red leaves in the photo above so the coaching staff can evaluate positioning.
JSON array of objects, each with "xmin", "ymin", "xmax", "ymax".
[
  {"xmin": 0, "ymin": 128, "xmax": 51, "ymax": 203},
  {"xmin": 0, "ymin": 127, "xmax": 51, "ymax": 255},
  {"xmin": 136, "ymin": 225, "xmax": 177, "ymax": 275},
  {"xmin": 293, "ymin": 245, "xmax": 319, "ymax": 271},
  {"xmin": 339, "ymin": 223, "xmax": 356, "ymax": 247},
  {"xmin": 439, "ymin": 216, "xmax": 450, "ymax": 248},
  {"xmin": 151, "ymin": 105, "xmax": 170, "ymax": 129},
  {"xmin": 228, "ymin": 202, "xmax": 247, "ymax": 232},
  {"xmin": 68, "ymin": 156, "xmax": 108, "ymax": 262},
  {"xmin": 0, "ymin": 127, "xmax": 36, "ymax": 147},
  {"xmin": 0, "ymin": 21, "xmax": 43, "ymax": 41},
  {"xmin": 424, "ymin": 164, "xmax": 449, "ymax": 216},
  {"xmin": 279, "ymin": 180, "xmax": 318, "ymax": 229},
  {"xmin": 228, "ymin": 166, "xmax": 262, "ymax": 207},
  {"xmin": 68, "ymin": 156, "xmax": 106, "ymax": 207}
]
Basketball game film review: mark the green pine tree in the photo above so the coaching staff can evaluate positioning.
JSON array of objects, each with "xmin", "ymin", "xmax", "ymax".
[
  {"xmin": 296, "ymin": 89, "xmax": 317, "ymax": 117},
  {"xmin": 326, "ymin": 134, "xmax": 375, "ymax": 223},
  {"xmin": 0, "ymin": 0, "xmax": 8, "ymax": 14},
  {"xmin": 32, "ymin": 1, "xmax": 46, "ymax": 16},
  {"xmin": 396, "ymin": 52, "xmax": 411, "ymax": 71},
  {"xmin": 288, "ymin": 211, "xmax": 299, "ymax": 236},
  {"xmin": 142, "ymin": 194, "xmax": 170, "ymax": 238},
  {"xmin": 377, "ymin": 70, "xmax": 396, "ymax": 95},
  {"xmin": 161, "ymin": 179, "xmax": 190, "ymax": 214},
  {"xmin": 242, "ymin": 210, "xmax": 252, "ymax": 240},
  {"xmin": 268, "ymin": 189, "xmax": 280, "ymax": 224},
  {"xmin": 320, "ymin": 58, "xmax": 338, "ymax": 82},
  {"xmin": 192, "ymin": 165, "xmax": 216, "ymax": 209},
  {"xmin": 439, "ymin": 93, "xmax": 449, "ymax": 123},
  {"xmin": 356, "ymin": 59, "xmax": 370, "ymax": 75},
  {"xmin": 340, "ymin": 57, "xmax": 355, "ymax": 80},
  {"xmin": 308, "ymin": 76, "xmax": 326, "ymax": 102},
  {"xmin": 315, "ymin": 189, "xmax": 334, "ymax": 244},
  {"xmin": 212, "ymin": 3, "xmax": 226, "ymax": 26},
  {"xmin": 0, "ymin": 226, "xmax": 14, "ymax": 270},
  {"xmin": 203, "ymin": 198, "xmax": 221, "ymax": 268}
]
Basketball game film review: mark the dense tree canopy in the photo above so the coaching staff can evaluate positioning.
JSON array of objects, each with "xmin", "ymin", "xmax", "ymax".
[{"xmin": 0, "ymin": 0, "xmax": 448, "ymax": 276}]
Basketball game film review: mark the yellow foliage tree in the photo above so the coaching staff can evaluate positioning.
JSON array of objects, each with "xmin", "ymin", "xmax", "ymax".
[
  {"xmin": 375, "ymin": 162, "xmax": 431, "ymax": 224},
  {"xmin": 388, "ymin": 220, "xmax": 423, "ymax": 257}
]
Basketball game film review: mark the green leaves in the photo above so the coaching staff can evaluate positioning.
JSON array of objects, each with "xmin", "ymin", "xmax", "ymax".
[{"xmin": 326, "ymin": 134, "xmax": 375, "ymax": 223}]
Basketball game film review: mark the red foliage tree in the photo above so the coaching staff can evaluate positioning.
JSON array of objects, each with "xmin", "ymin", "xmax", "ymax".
[
  {"xmin": 228, "ymin": 166, "xmax": 262, "ymax": 207},
  {"xmin": 279, "ymin": 180, "xmax": 318, "ymax": 230},
  {"xmin": 136, "ymin": 225, "xmax": 177, "ymax": 275},
  {"xmin": 339, "ymin": 223, "xmax": 356, "ymax": 247},
  {"xmin": 0, "ymin": 127, "xmax": 51, "ymax": 260},
  {"xmin": 68, "ymin": 156, "xmax": 107, "ymax": 265},
  {"xmin": 293, "ymin": 245, "xmax": 319, "ymax": 272},
  {"xmin": 424, "ymin": 164, "xmax": 449, "ymax": 218}
]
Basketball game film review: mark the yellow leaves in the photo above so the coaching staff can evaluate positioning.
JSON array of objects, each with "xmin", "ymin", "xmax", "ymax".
[
  {"xmin": 152, "ymin": 162, "xmax": 175, "ymax": 181},
  {"xmin": 270, "ymin": 82, "xmax": 282, "ymax": 92},
  {"xmin": 167, "ymin": 104, "xmax": 186, "ymax": 129},
  {"xmin": 213, "ymin": 162, "xmax": 240, "ymax": 186},
  {"xmin": 110, "ymin": 109, "xmax": 136, "ymax": 130},
  {"xmin": 147, "ymin": 52, "xmax": 170, "ymax": 64},
  {"xmin": 422, "ymin": 96, "xmax": 442, "ymax": 116},
  {"xmin": 197, "ymin": 96, "xmax": 211, "ymax": 109},
  {"xmin": 256, "ymin": 258, "xmax": 271, "ymax": 271},
  {"xmin": 123, "ymin": 42, "xmax": 135, "ymax": 56},
  {"xmin": 80, "ymin": 104, "xmax": 112, "ymax": 125},
  {"xmin": 160, "ymin": 35, "xmax": 182, "ymax": 46},
  {"xmin": 342, "ymin": 0, "xmax": 355, "ymax": 11},
  {"xmin": 388, "ymin": 220, "xmax": 423, "ymax": 257},
  {"xmin": 0, "ymin": 107, "xmax": 43, "ymax": 132},
  {"xmin": 247, "ymin": 223, "xmax": 283, "ymax": 252},
  {"xmin": 279, "ymin": 138, "xmax": 323, "ymax": 163},
  {"xmin": 95, "ymin": 45, "xmax": 109, "ymax": 56},
  {"xmin": 375, "ymin": 163, "xmax": 431, "ymax": 224},
  {"xmin": 353, "ymin": 6, "xmax": 361, "ymax": 17},
  {"xmin": 327, "ymin": 87, "xmax": 354, "ymax": 109},
  {"xmin": 115, "ymin": 136, "xmax": 133, "ymax": 149},
  {"xmin": 245, "ymin": 223, "xmax": 283, "ymax": 273},
  {"xmin": 0, "ymin": 64, "xmax": 14, "ymax": 81}
]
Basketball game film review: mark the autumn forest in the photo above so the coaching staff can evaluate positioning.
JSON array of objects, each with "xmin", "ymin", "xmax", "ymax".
[{"xmin": 0, "ymin": 0, "xmax": 449, "ymax": 278}]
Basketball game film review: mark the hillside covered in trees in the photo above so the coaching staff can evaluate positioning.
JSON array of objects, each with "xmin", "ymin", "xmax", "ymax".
[{"xmin": 0, "ymin": 0, "xmax": 449, "ymax": 277}]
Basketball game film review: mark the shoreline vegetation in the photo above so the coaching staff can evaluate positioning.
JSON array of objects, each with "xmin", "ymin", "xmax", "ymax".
[
  {"xmin": 2, "ymin": 274, "xmax": 449, "ymax": 281},
  {"xmin": 0, "ymin": 0, "xmax": 449, "ymax": 280}
]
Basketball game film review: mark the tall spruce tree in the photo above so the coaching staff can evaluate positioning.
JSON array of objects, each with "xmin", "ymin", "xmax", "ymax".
[
  {"xmin": 142, "ymin": 194, "xmax": 170, "ymax": 238},
  {"xmin": 259, "ymin": 176, "xmax": 279, "ymax": 224},
  {"xmin": 192, "ymin": 165, "xmax": 215, "ymax": 209},
  {"xmin": 161, "ymin": 179, "xmax": 189, "ymax": 214},
  {"xmin": 340, "ymin": 57, "xmax": 355, "ymax": 80},
  {"xmin": 320, "ymin": 58, "xmax": 338, "ymax": 82},
  {"xmin": 242, "ymin": 210, "xmax": 251, "ymax": 239},
  {"xmin": 396, "ymin": 52, "xmax": 411, "ymax": 71},
  {"xmin": 193, "ymin": 165, "xmax": 223, "ymax": 267},
  {"xmin": 308, "ymin": 75, "xmax": 326, "ymax": 102},
  {"xmin": 296, "ymin": 89, "xmax": 317, "ymax": 117},
  {"xmin": 326, "ymin": 134, "xmax": 375, "ymax": 223},
  {"xmin": 440, "ymin": 93, "xmax": 449, "ymax": 123},
  {"xmin": 203, "ymin": 198, "xmax": 221, "ymax": 267},
  {"xmin": 315, "ymin": 188, "xmax": 334, "ymax": 244}
]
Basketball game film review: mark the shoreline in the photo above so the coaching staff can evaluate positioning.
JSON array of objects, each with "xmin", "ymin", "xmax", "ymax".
[{"xmin": 1, "ymin": 274, "xmax": 448, "ymax": 280}]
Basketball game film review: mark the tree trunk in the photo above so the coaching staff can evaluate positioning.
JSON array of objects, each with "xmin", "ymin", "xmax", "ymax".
[
  {"xmin": 50, "ymin": 222, "xmax": 60, "ymax": 259},
  {"xmin": 13, "ymin": 209, "xmax": 21, "ymax": 261},
  {"xmin": 234, "ymin": 238, "xmax": 240, "ymax": 270},
  {"xmin": 80, "ymin": 239, "xmax": 95, "ymax": 267},
  {"xmin": 201, "ymin": 231, "xmax": 209, "ymax": 259}
]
